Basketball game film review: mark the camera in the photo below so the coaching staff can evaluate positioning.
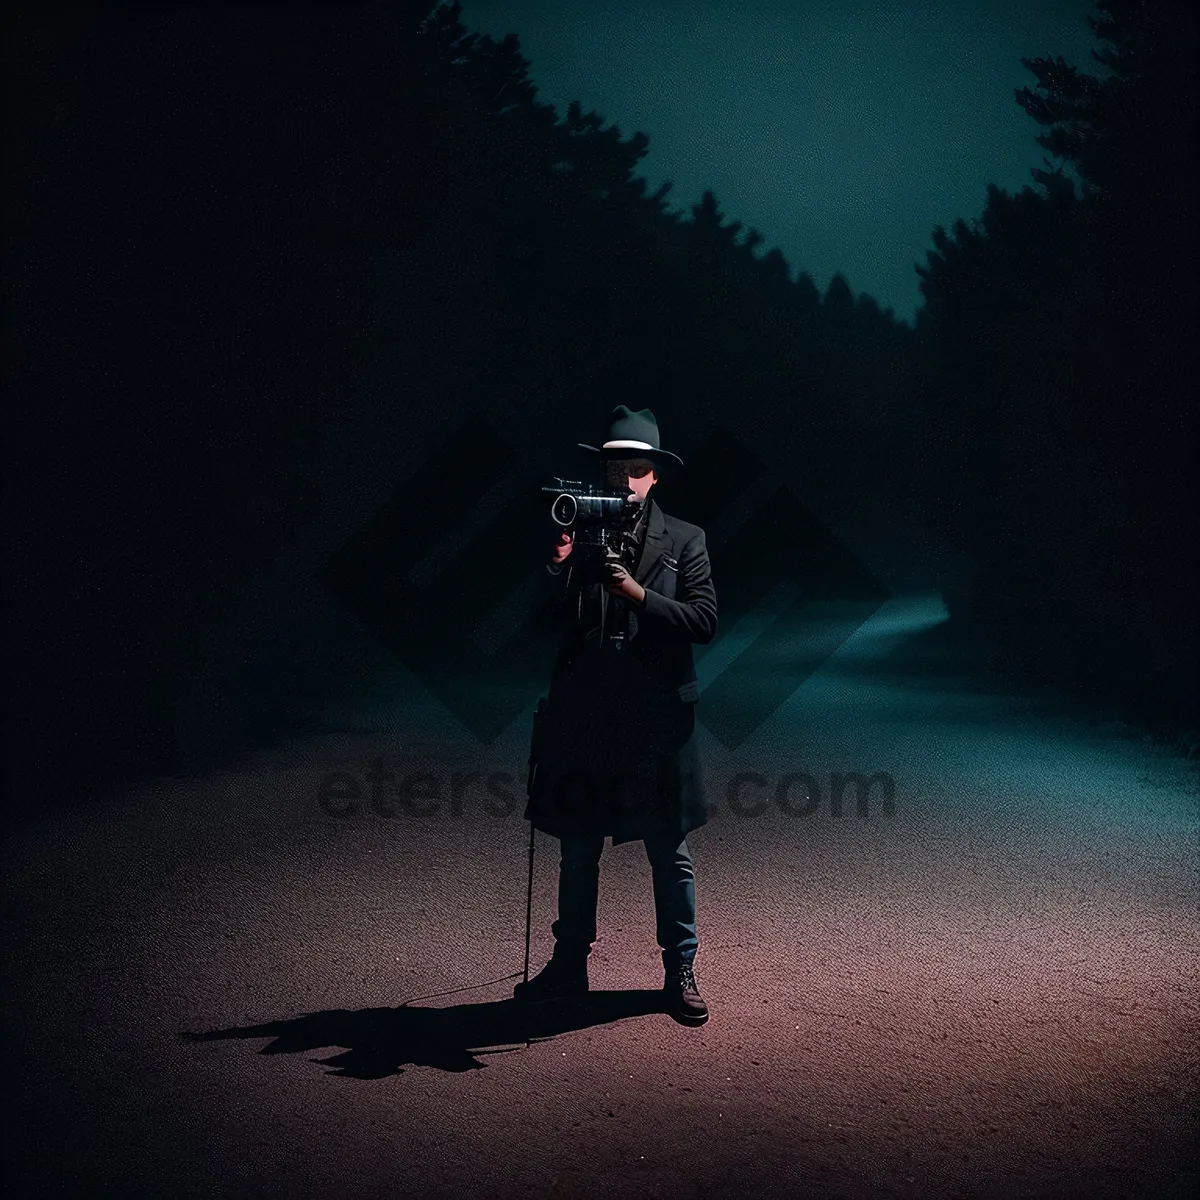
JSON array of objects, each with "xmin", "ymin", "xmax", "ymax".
[{"xmin": 542, "ymin": 476, "xmax": 639, "ymax": 583}]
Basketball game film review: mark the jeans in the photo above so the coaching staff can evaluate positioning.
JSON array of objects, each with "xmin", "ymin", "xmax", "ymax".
[{"xmin": 550, "ymin": 831, "xmax": 698, "ymax": 968}]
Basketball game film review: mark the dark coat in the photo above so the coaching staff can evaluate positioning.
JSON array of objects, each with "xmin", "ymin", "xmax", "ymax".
[{"xmin": 524, "ymin": 493, "xmax": 717, "ymax": 845}]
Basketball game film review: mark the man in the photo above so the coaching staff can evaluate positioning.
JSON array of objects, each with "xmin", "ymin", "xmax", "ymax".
[{"xmin": 518, "ymin": 405, "xmax": 717, "ymax": 1026}]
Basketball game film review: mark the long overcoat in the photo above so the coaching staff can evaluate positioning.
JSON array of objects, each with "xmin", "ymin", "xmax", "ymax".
[{"xmin": 524, "ymin": 493, "xmax": 717, "ymax": 845}]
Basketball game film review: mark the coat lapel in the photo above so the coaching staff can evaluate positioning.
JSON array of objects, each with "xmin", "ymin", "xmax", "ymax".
[{"xmin": 633, "ymin": 494, "xmax": 672, "ymax": 586}]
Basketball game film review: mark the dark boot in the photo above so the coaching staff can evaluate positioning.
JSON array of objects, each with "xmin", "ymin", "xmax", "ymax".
[
  {"xmin": 513, "ymin": 946, "xmax": 589, "ymax": 1003},
  {"xmin": 664, "ymin": 960, "xmax": 708, "ymax": 1025}
]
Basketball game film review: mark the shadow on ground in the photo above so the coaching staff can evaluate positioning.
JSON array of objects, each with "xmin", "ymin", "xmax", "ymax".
[{"xmin": 182, "ymin": 989, "xmax": 670, "ymax": 1079}]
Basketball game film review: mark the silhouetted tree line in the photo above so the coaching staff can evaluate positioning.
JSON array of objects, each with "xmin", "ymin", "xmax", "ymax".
[
  {"xmin": 5, "ymin": 0, "xmax": 921, "ymax": 812},
  {"xmin": 5, "ymin": 0, "xmax": 1193, "ymax": 815},
  {"xmin": 913, "ymin": 0, "xmax": 1197, "ymax": 731}
]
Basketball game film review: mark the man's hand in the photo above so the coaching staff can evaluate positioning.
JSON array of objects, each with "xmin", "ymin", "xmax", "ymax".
[
  {"xmin": 550, "ymin": 526, "xmax": 574, "ymax": 566},
  {"xmin": 605, "ymin": 549, "xmax": 646, "ymax": 605}
]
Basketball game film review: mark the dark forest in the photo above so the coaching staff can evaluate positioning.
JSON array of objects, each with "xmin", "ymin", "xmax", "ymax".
[{"xmin": 7, "ymin": 1, "xmax": 1196, "ymax": 810}]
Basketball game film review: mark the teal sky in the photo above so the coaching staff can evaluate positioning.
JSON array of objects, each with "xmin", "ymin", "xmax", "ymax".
[{"xmin": 457, "ymin": 0, "xmax": 1100, "ymax": 324}]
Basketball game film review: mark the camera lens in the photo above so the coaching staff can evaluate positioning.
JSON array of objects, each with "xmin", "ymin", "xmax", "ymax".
[{"xmin": 551, "ymin": 493, "xmax": 578, "ymax": 526}]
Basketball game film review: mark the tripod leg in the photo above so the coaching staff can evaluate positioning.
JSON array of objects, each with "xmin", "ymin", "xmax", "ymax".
[
  {"xmin": 524, "ymin": 818, "xmax": 535, "ymax": 983},
  {"xmin": 524, "ymin": 817, "xmax": 535, "ymax": 1049}
]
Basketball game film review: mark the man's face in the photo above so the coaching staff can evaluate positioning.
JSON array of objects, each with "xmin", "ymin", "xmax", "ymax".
[{"xmin": 604, "ymin": 457, "xmax": 657, "ymax": 501}]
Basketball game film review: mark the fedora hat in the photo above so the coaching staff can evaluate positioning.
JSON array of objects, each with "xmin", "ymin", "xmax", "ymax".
[{"xmin": 577, "ymin": 405, "xmax": 684, "ymax": 468}]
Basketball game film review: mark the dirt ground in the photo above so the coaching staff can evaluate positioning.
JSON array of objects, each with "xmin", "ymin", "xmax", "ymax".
[{"xmin": 4, "ymin": 597, "xmax": 1197, "ymax": 1198}]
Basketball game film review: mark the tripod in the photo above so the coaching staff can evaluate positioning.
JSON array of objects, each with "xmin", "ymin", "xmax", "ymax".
[{"xmin": 522, "ymin": 814, "xmax": 536, "ymax": 1048}]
